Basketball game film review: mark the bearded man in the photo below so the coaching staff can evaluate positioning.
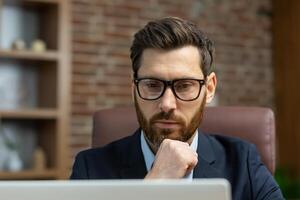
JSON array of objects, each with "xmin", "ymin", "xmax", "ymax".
[{"xmin": 71, "ymin": 17, "xmax": 283, "ymax": 200}]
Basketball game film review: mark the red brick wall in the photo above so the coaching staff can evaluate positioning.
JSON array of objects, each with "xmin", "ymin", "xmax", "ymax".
[{"xmin": 70, "ymin": 0, "xmax": 273, "ymax": 161}]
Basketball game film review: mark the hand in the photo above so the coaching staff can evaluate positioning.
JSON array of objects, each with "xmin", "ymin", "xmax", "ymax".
[{"xmin": 144, "ymin": 139, "xmax": 198, "ymax": 179}]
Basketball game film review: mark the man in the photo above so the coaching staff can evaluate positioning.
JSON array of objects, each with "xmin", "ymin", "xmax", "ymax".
[{"xmin": 71, "ymin": 17, "xmax": 283, "ymax": 200}]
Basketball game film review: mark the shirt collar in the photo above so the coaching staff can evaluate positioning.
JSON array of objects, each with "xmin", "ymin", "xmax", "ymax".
[{"xmin": 140, "ymin": 130, "xmax": 199, "ymax": 172}]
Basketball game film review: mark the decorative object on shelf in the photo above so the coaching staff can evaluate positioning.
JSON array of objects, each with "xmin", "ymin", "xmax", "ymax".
[
  {"xmin": 6, "ymin": 150, "xmax": 23, "ymax": 172},
  {"xmin": 0, "ymin": 134, "xmax": 9, "ymax": 170},
  {"xmin": 0, "ymin": 64, "xmax": 38, "ymax": 109},
  {"xmin": 0, "ymin": 64, "xmax": 21, "ymax": 109},
  {"xmin": 0, "ymin": 121, "xmax": 37, "ymax": 171},
  {"xmin": 31, "ymin": 39, "xmax": 46, "ymax": 52},
  {"xmin": 0, "ymin": 123, "xmax": 23, "ymax": 172},
  {"xmin": 0, "ymin": 3, "xmax": 39, "ymax": 50},
  {"xmin": 11, "ymin": 39, "xmax": 26, "ymax": 50},
  {"xmin": 33, "ymin": 147, "xmax": 46, "ymax": 171}
]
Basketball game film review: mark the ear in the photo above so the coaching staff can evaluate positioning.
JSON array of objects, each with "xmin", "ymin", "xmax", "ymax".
[{"xmin": 205, "ymin": 72, "xmax": 217, "ymax": 104}]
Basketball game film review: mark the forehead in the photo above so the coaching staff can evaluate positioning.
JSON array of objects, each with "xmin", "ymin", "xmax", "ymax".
[{"xmin": 138, "ymin": 45, "xmax": 204, "ymax": 79}]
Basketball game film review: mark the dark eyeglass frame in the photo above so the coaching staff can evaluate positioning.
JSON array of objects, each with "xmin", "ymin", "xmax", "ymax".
[{"xmin": 134, "ymin": 78, "xmax": 206, "ymax": 101}]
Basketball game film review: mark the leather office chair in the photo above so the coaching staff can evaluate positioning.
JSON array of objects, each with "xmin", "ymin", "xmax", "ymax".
[{"xmin": 92, "ymin": 106, "xmax": 276, "ymax": 174}]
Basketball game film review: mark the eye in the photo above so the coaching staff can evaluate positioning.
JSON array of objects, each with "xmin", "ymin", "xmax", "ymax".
[
  {"xmin": 175, "ymin": 80, "xmax": 195, "ymax": 92},
  {"xmin": 145, "ymin": 81, "xmax": 161, "ymax": 88},
  {"xmin": 140, "ymin": 79, "xmax": 163, "ymax": 92}
]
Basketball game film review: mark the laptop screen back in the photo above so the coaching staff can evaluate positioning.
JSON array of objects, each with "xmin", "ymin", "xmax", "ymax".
[{"xmin": 0, "ymin": 179, "xmax": 231, "ymax": 200}]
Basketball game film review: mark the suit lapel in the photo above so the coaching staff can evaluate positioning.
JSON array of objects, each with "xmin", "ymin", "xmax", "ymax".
[
  {"xmin": 193, "ymin": 131, "xmax": 223, "ymax": 178},
  {"xmin": 119, "ymin": 129, "xmax": 148, "ymax": 179}
]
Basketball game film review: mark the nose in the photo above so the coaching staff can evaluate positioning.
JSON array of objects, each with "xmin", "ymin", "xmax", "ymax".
[{"xmin": 159, "ymin": 87, "xmax": 177, "ymax": 113}]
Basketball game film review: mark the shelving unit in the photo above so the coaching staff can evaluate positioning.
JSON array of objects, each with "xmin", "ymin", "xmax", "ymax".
[{"xmin": 0, "ymin": 0, "xmax": 70, "ymax": 179}]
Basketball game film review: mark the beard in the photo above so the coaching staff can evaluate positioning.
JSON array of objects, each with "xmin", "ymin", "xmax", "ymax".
[{"xmin": 134, "ymin": 91, "xmax": 206, "ymax": 153}]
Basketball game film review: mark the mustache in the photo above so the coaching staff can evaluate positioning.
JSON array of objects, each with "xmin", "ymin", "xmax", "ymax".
[{"xmin": 150, "ymin": 111, "xmax": 184, "ymax": 124}]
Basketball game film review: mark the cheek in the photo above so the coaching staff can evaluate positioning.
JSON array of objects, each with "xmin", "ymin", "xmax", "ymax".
[
  {"xmin": 137, "ymin": 99, "xmax": 159, "ymax": 121},
  {"xmin": 178, "ymin": 99, "xmax": 203, "ymax": 123}
]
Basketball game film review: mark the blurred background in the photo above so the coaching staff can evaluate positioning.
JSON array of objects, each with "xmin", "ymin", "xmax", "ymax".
[{"xmin": 0, "ymin": 0, "xmax": 299, "ymax": 198}]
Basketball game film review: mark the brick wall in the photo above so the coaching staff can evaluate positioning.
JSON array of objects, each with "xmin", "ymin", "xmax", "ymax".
[{"xmin": 70, "ymin": 0, "xmax": 273, "ymax": 162}]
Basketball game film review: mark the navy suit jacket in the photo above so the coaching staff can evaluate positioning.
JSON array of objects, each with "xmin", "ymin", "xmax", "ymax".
[{"xmin": 70, "ymin": 129, "xmax": 284, "ymax": 200}]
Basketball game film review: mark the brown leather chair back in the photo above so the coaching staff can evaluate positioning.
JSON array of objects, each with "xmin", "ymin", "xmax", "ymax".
[{"xmin": 92, "ymin": 106, "xmax": 276, "ymax": 174}]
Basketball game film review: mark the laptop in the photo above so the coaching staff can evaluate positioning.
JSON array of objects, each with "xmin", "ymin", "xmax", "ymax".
[{"xmin": 0, "ymin": 179, "xmax": 231, "ymax": 200}]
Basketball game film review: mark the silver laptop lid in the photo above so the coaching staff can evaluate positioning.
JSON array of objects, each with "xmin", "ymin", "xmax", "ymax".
[{"xmin": 0, "ymin": 179, "xmax": 231, "ymax": 200}]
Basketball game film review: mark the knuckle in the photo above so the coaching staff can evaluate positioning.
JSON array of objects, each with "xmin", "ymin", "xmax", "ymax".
[
  {"xmin": 192, "ymin": 156, "xmax": 198, "ymax": 165},
  {"xmin": 162, "ymin": 138, "xmax": 171, "ymax": 145},
  {"xmin": 161, "ymin": 139, "xmax": 170, "ymax": 148}
]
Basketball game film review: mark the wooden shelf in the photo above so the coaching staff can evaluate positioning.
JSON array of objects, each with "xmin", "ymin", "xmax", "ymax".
[
  {"xmin": 0, "ymin": 169, "xmax": 57, "ymax": 179},
  {"xmin": 0, "ymin": 49, "xmax": 59, "ymax": 61},
  {"xmin": 0, "ymin": 109, "xmax": 58, "ymax": 119}
]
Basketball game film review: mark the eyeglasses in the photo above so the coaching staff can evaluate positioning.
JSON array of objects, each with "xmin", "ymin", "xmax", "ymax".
[{"xmin": 134, "ymin": 78, "xmax": 206, "ymax": 101}]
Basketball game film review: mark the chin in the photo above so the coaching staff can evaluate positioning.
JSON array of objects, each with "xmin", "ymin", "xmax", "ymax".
[
  {"xmin": 157, "ymin": 128, "xmax": 185, "ymax": 141},
  {"xmin": 162, "ymin": 134, "xmax": 180, "ymax": 141}
]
